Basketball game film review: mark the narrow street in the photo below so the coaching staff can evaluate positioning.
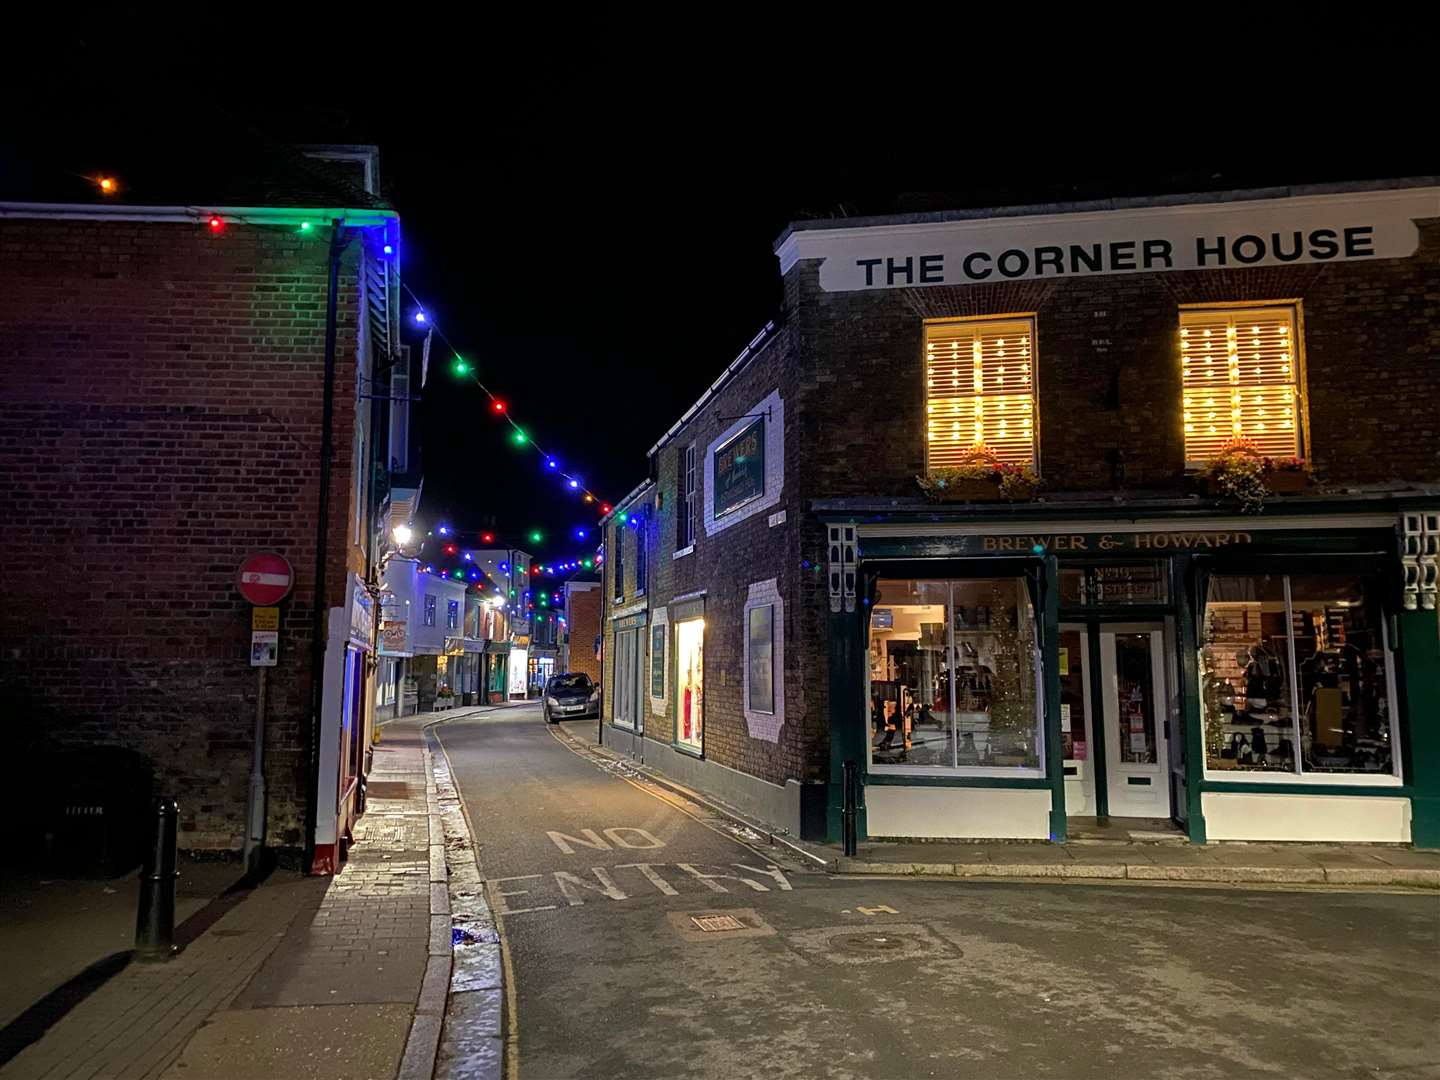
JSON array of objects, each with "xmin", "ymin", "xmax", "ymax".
[{"xmin": 437, "ymin": 707, "xmax": 1440, "ymax": 1080}]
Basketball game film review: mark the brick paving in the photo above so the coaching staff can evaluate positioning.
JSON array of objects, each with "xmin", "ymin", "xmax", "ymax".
[{"xmin": 2, "ymin": 710, "xmax": 474, "ymax": 1080}]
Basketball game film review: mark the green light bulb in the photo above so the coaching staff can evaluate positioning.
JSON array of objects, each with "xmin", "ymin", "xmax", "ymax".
[
  {"xmin": 513, "ymin": 431, "xmax": 526, "ymax": 445},
  {"xmin": 452, "ymin": 358, "xmax": 469, "ymax": 376},
  {"xmin": 299, "ymin": 221, "xmax": 312, "ymax": 233},
  {"xmin": 529, "ymin": 531, "xmax": 542, "ymax": 543}
]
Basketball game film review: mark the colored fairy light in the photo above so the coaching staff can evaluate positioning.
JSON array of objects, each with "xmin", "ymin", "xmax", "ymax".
[
  {"xmin": 463, "ymin": 553, "xmax": 472, "ymax": 561},
  {"xmin": 512, "ymin": 431, "xmax": 527, "ymax": 445},
  {"xmin": 492, "ymin": 400, "xmax": 505, "ymax": 414},
  {"xmin": 575, "ymin": 528, "xmax": 587, "ymax": 540},
  {"xmin": 299, "ymin": 221, "xmax": 313, "ymax": 233},
  {"xmin": 452, "ymin": 358, "xmax": 470, "ymax": 376},
  {"xmin": 618, "ymin": 512, "xmax": 628, "ymax": 523},
  {"xmin": 482, "ymin": 533, "xmax": 494, "ymax": 544},
  {"xmin": 568, "ymin": 479, "xmax": 579, "ymax": 489},
  {"xmin": 529, "ymin": 531, "xmax": 542, "ymax": 543},
  {"xmin": 453, "ymin": 570, "xmax": 464, "ymax": 579},
  {"xmin": 583, "ymin": 559, "xmax": 593, "ymax": 569},
  {"xmin": 547, "ymin": 459, "xmax": 558, "ymax": 470},
  {"xmin": 600, "ymin": 504, "xmax": 611, "ymax": 514},
  {"xmin": 438, "ymin": 526, "xmax": 450, "ymax": 536},
  {"xmin": 208, "ymin": 215, "xmax": 224, "ymax": 232},
  {"xmin": 97, "ymin": 176, "xmax": 117, "ymax": 194},
  {"xmin": 415, "ymin": 310, "xmax": 427, "ymax": 324},
  {"xmin": 383, "ymin": 244, "xmax": 394, "ymax": 255},
  {"xmin": 499, "ymin": 562, "xmax": 508, "ymax": 571},
  {"xmin": 444, "ymin": 544, "xmax": 457, "ymax": 555}
]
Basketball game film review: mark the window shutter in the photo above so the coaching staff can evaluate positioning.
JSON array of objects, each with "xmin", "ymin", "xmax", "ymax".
[
  {"xmin": 1182, "ymin": 306, "xmax": 1300, "ymax": 462},
  {"xmin": 926, "ymin": 317, "xmax": 1036, "ymax": 468},
  {"xmin": 389, "ymin": 360, "xmax": 410, "ymax": 473}
]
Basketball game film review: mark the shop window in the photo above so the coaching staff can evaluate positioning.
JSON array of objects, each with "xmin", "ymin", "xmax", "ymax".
[
  {"xmin": 869, "ymin": 578, "xmax": 1043, "ymax": 773},
  {"xmin": 1181, "ymin": 304, "xmax": 1302, "ymax": 465},
  {"xmin": 423, "ymin": 594, "xmax": 437, "ymax": 627},
  {"xmin": 447, "ymin": 599, "xmax": 459, "ymax": 630},
  {"xmin": 1201, "ymin": 573, "xmax": 1398, "ymax": 778},
  {"xmin": 675, "ymin": 617, "xmax": 704, "ymax": 753},
  {"xmin": 677, "ymin": 444, "xmax": 696, "ymax": 550},
  {"xmin": 925, "ymin": 316, "xmax": 1036, "ymax": 470}
]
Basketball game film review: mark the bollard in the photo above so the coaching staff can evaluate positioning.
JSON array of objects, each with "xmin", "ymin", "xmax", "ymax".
[
  {"xmin": 135, "ymin": 796, "xmax": 179, "ymax": 961},
  {"xmin": 842, "ymin": 760, "xmax": 858, "ymax": 857}
]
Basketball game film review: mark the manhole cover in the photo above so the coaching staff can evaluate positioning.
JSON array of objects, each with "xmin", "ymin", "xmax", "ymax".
[
  {"xmin": 691, "ymin": 914, "xmax": 746, "ymax": 933},
  {"xmin": 833, "ymin": 932, "xmax": 907, "ymax": 953}
]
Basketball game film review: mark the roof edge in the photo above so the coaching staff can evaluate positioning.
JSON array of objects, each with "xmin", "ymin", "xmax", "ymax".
[
  {"xmin": 0, "ymin": 201, "xmax": 397, "ymax": 227},
  {"xmin": 773, "ymin": 176, "xmax": 1440, "ymax": 253}
]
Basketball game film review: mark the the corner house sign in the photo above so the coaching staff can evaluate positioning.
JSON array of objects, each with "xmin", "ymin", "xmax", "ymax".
[
  {"xmin": 775, "ymin": 188, "xmax": 1440, "ymax": 292},
  {"xmin": 713, "ymin": 416, "xmax": 765, "ymax": 517}
]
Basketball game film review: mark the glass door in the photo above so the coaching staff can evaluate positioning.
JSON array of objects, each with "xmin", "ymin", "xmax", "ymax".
[
  {"xmin": 1100, "ymin": 625, "xmax": 1171, "ymax": 818},
  {"xmin": 1059, "ymin": 626, "xmax": 1096, "ymax": 815}
]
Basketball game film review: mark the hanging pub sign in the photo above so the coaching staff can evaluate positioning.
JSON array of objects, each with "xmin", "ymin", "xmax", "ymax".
[
  {"xmin": 773, "ymin": 187, "xmax": 1440, "ymax": 291},
  {"xmin": 713, "ymin": 416, "xmax": 765, "ymax": 517}
]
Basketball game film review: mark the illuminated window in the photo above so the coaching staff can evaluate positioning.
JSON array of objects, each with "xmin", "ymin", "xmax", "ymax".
[
  {"xmin": 1181, "ymin": 304, "xmax": 1302, "ymax": 464},
  {"xmin": 924, "ymin": 316, "xmax": 1037, "ymax": 469}
]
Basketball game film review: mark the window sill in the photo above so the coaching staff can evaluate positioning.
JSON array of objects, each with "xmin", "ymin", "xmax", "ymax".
[
  {"xmin": 1202, "ymin": 769, "xmax": 1402, "ymax": 787},
  {"xmin": 672, "ymin": 545, "xmax": 694, "ymax": 561},
  {"xmin": 869, "ymin": 764, "xmax": 1047, "ymax": 780},
  {"xmin": 673, "ymin": 741, "xmax": 703, "ymax": 759}
]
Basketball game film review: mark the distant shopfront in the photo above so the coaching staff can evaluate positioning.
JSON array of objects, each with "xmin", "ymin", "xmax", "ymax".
[{"xmin": 831, "ymin": 504, "xmax": 1435, "ymax": 846}]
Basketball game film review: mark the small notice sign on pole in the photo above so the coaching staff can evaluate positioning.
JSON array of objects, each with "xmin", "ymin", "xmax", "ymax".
[
  {"xmin": 251, "ymin": 631, "xmax": 278, "ymax": 667},
  {"xmin": 252, "ymin": 607, "xmax": 280, "ymax": 631}
]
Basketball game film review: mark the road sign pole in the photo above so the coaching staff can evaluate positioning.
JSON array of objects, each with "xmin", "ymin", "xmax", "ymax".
[{"xmin": 243, "ymin": 666, "xmax": 268, "ymax": 876}]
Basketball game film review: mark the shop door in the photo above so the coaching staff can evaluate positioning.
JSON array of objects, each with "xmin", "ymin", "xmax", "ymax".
[
  {"xmin": 1099, "ymin": 625, "xmax": 1171, "ymax": 818},
  {"xmin": 1059, "ymin": 626, "xmax": 1097, "ymax": 815}
]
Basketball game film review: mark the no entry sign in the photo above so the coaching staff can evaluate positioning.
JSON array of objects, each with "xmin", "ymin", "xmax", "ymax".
[{"xmin": 237, "ymin": 552, "xmax": 294, "ymax": 606}]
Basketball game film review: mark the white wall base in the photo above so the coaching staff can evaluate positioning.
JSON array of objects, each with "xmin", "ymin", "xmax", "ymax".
[
  {"xmin": 1202, "ymin": 792, "xmax": 1412, "ymax": 843},
  {"xmin": 867, "ymin": 785, "xmax": 1052, "ymax": 840}
]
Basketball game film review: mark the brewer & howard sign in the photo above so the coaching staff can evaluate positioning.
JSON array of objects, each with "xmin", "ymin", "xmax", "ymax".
[{"xmin": 773, "ymin": 187, "xmax": 1440, "ymax": 291}]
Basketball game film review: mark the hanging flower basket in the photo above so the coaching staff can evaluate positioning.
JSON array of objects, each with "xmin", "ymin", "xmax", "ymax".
[{"xmin": 918, "ymin": 447, "xmax": 1039, "ymax": 504}]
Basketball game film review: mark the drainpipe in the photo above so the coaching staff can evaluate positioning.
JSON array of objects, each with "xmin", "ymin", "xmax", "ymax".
[{"xmin": 304, "ymin": 220, "xmax": 354, "ymax": 872}]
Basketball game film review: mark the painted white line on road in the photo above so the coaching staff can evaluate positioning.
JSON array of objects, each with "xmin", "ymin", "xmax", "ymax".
[
  {"xmin": 546, "ymin": 827, "xmax": 666, "ymax": 855},
  {"xmin": 617, "ymin": 862, "xmax": 679, "ymax": 896},
  {"xmin": 554, "ymin": 868, "xmax": 627, "ymax": 905}
]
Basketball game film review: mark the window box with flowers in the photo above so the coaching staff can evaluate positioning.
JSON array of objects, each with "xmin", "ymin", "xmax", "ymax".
[
  {"xmin": 1203, "ymin": 439, "xmax": 1310, "ymax": 513},
  {"xmin": 918, "ymin": 447, "xmax": 1039, "ymax": 503}
]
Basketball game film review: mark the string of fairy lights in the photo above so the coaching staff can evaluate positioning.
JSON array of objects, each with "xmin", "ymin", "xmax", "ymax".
[{"xmin": 403, "ymin": 283, "xmax": 620, "ymax": 520}]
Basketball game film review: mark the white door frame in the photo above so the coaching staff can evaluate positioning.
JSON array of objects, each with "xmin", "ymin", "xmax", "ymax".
[
  {"xmin": 1060, "ymin": 624, "xmax": 1097, "ymax": 816},
  {"xmin": 1100, "ymin": 623, "xmax": 1171, "ymax": 818}
]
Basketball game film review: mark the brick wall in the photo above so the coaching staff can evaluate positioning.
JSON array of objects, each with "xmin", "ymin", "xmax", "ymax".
[
  {"xmin": 635, "ymin": 321, "xmax": 832, "ymax": 788},
  {"xmin": 0, "ymin": 218, "xmax": 364, "ymax": 856},
  {"xmin": 565, "ymin": 586, "xmax": 601, "ymax": 684}
]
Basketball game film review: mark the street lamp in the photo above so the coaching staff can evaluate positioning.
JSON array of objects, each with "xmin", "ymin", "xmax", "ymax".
[{"xmin": 393, "ymin": 524, "xmax": 413, "ymax": 547}]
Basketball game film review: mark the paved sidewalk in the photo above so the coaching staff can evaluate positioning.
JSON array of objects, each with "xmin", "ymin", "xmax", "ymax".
[
  {"xmin": 1, "ymin": 710, "xmax": 464, "ymax": 1080},
  {"xmin": 827, "ymin": 837, "xmax": 1440, "ymax": 886},
  {"xmin": 558, "ymin": 721, "xmax": 1440, "ymax": 890}
]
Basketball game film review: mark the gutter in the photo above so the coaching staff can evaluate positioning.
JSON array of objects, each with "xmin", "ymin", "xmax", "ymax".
[
  {"xmin": 598, "ymin": 478, "xmax": 655, "ymax": 526},
  {"xmin": 646, "ymin": 320, "xmax": 779, "ymax": 457},
  {"xmin": 0, "ymin": 201, "xmax": 396, "ymax": 228}
]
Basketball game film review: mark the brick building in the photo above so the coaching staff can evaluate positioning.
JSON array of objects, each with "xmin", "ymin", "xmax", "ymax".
[
  {"xmin": 1, "ymin": 133, "xmax": 408, "ymax": 873},
  {"xmin": 602, "ymin": 177, "xmax": 1440, "ymax": 847},
  {"xmin": 562, "ymin": 574, "xmax": 602, "ymax": 685}
]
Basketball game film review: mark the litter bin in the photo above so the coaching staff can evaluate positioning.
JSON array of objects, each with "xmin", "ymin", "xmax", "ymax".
[{"xmin": 44, "ymin": 749, "xmax": 153, "ymax": 878}]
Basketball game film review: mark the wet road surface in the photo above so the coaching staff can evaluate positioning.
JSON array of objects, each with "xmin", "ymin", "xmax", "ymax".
[{"xmin": 437, "ymin": 706, "xmax": 1440, "ymax": 1080}]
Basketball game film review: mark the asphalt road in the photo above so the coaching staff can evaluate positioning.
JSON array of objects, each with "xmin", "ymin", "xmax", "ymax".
[{"xmin": 437, "ymin": 706, "xmax": 1440, "ymax": 1080}]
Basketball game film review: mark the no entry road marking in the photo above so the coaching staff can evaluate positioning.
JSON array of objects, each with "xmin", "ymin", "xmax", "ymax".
[{"xmin": 491, "ymin": 862, "xmax": 793, "ymax": 916}]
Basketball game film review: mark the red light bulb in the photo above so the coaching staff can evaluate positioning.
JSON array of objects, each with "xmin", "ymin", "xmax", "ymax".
[
  {"xmin": 444, "ymin": 544, "xmax": 457, "ymax": 555},
  {"xmin": 600, "ymin": 504, "xmax": 612, "ymax": 514},
  {"xmin": 208, "ymin": 215, "xmax": 224, "ymax": 232},
  {"xmin": 481, "ymin": 533, "xmax": 494, "ymax": 544},
  {"xmin": 492, "ymin": 401, "xmax": 506, "ymax": 414}
]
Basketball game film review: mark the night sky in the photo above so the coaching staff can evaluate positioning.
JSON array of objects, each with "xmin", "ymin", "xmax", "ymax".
[{"xmin": 10, "ymin": 23, "xmax": 1436, "ymax": 567}]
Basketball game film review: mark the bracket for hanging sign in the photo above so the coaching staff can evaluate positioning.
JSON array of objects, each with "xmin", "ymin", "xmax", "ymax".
[{"xmin": 715, "ymin": 406, "xmax": 773, "ymax": 424}]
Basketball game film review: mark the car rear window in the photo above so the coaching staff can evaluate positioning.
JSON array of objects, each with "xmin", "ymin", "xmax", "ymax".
[{"xmin": 550, "ymin": 674, "xmax": 591, "ymax": 690}]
